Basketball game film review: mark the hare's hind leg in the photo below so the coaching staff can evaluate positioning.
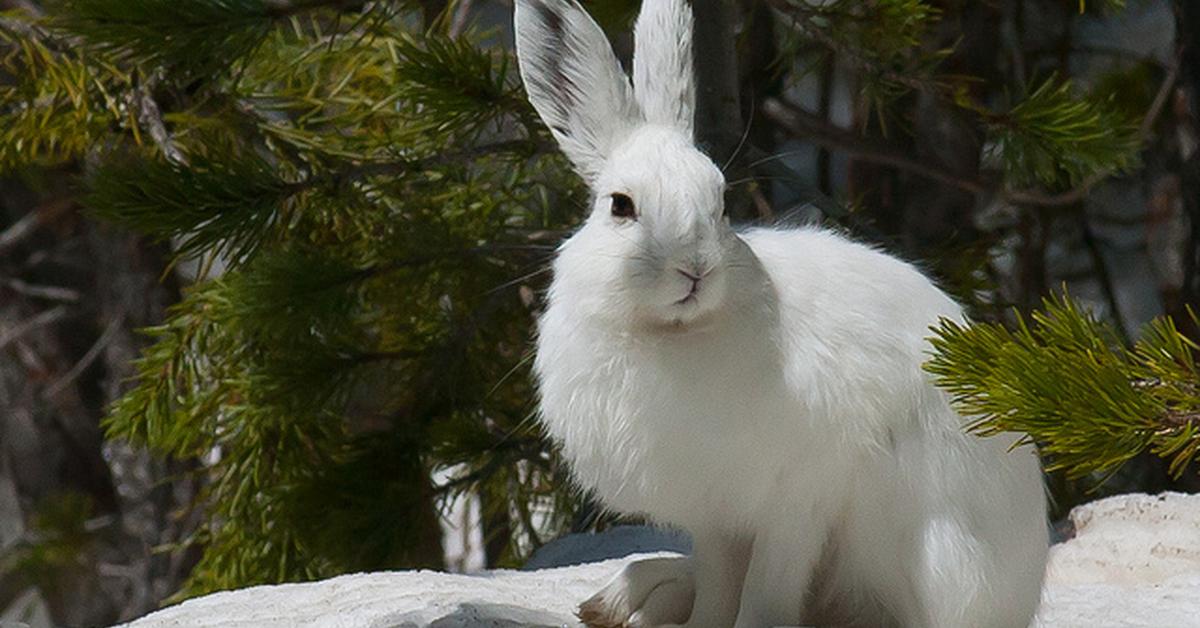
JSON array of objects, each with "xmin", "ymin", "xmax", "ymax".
[
  {"xmin": 902, "ymin": 513, "xmax": 1044, "ymax": 628},
  {"xmin": 847, "ymin": 436, "xmax": 1047, "ymax": 628},
  {"xmin": 863, "ymin": 477, "xmax": 1045, "ymax": 627},
  {"xmin": 906, "ymin": 442, "xmax": 1047, "ymax": 627}
]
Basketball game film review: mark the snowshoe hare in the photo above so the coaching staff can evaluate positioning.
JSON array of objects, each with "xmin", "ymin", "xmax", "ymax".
[{"xmin": 515, "ymin": 1, "xmax": 1049, "ymax": 626}]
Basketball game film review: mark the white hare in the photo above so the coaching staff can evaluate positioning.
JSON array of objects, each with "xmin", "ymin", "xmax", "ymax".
[{"xmin": 515, "ymin": 1, "xmax": 1049, "ymax": 627}]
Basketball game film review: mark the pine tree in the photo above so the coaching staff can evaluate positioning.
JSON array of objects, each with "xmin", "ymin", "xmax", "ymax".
[
  {"xmin": 0, "ymin": 0, "xmax": 1195, "ymax": 615},
  {"xmin": 2, "ymin": 0, "xmax": 587, "ymax": 601}
]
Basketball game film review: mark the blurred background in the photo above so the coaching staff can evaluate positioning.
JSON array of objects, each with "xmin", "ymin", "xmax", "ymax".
[{"xmin": 0, "ymin": 0, "xmax": 1196, "ymax": 625}]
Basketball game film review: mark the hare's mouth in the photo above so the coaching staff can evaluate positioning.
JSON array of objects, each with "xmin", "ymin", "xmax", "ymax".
[{"xmin": 673, "ymin": 294, "xmax": 698, "ymax": 306}]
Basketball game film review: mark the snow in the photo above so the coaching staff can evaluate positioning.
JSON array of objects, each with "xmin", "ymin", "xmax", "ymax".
[
  {"xmin": 119, "ymin": 492, "xmax": 1200, "ymax": 628},
  {"xmin": 113, "ymin": 554, "xmax": 679, "ymax": 628},
  {"xmin": 1032, "ymin": 492, "xmax": 1200, "ymax": 628}
]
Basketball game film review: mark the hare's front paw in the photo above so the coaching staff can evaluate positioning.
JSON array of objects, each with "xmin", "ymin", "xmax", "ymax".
[{"xmin": 578, "ymin": 555, "xmax": 694, "ymax": 628}]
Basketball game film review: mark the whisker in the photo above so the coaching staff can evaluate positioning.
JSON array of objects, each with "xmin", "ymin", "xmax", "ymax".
[
  {"xmin": 722, "ymin": 91, "xmax": 757, "ymax": 174},
  {"xmin": 610, "ymin": 228, "xmax": 664, "ymax": 261},
  {"xmin": 743, "ymin": 149, "xmax": 811, "ymax": 170},
  {"xmin": 486, "ymin": 350, "xmax": 537, "ymax": 400},
  {"xmin": 591, "ymin": 250, "xmax": 657, "ymax": 261},
  {"xmin": 483, "ymin": 265, "xmax": 553, "ymax": 296},
  {"xmin": 726, "ymin": 174, "xmax": 815, "ymax": 188}
]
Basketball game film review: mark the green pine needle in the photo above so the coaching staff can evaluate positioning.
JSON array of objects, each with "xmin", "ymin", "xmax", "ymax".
[
  {"xmin": 85, "ymin": 148, "xmax": 295, "ymax": 262},
  {"xmin": 52, "ymin": 0, "xmax": 276, "ymax": 79},
  {"xmin": 926, "ymin": 296, "xmax": 1200, "ymax": 479},
  {"xmin": 985, "ymin": 77, "xmax": 1141, "ymax": 188},
  {"xmin": 0, "ymin": 17, "xmax": 128, "ymax": 172}
]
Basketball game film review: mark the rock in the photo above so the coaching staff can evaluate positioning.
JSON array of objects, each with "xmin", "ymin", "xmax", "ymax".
[
  {"xmin": 523, "ymin": 525, "xmax": 691, "ymax": 570},
  {"xmin": 119, "ymin": 493, "xmax": 1200, "ymax": 628}
]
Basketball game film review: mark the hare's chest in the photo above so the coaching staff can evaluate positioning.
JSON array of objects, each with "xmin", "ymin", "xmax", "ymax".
[{"xmin": 563, "ymin": 347, "xmax": 806, "ymax": 524}]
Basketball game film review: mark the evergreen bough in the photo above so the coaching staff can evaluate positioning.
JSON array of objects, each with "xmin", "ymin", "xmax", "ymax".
[
  {"xmin": 927, "ymin": 296, "xmax": 1200, "ymax": 481},
  {"xmin": 4, "ymin": 0, "xmax": 583, "ymax": 597}
]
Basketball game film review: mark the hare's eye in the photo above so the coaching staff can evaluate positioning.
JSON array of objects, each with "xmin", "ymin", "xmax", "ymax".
[{"xmin": 610, "ymin": 193, "xmax": 636, "ymax": 220}]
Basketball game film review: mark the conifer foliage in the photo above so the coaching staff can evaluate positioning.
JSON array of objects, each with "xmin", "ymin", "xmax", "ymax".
[
  {"xmin": 3, "ymin": 0, "xmax": 582, "ymax": 598},
  {"xmin": 927, "ymin": 296, "xmax": 1200, "ymax": 480}
]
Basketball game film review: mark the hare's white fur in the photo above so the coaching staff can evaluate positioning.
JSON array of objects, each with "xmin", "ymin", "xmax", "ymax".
[{"xmin": 515, "ymin": 1, "xmax": 1048, "ymax": 627}]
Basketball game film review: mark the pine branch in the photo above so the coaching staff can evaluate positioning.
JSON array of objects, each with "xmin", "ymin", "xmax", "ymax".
[
  {"xmin": 1001, "ymin": 56, "xmax": 1179, "ymax": 205},
  {"xmin": 0, "ymin": 13, "xmax": 47, "ymax": 40},
  {"xmin": 84, "ymin": 136, "xmax": 548, "ymax": 268},
  {"xmin": 0, "ymin": 12, "xmax": 137, "ymax": 172},
  {"xmin": 85, "ymin": 148, "xmax": 295, "ymax": 263},
  {"xmin": 761, "ymin": 97, "xmax": 990, "ymax": 195},
  {"xmin": 980, "ymin": 76, "xmax": 1141, "ymax": 188},
  {"xmin": 129, "ymin": 78, "xmax": 186, "ymax": 165},
  {"xmin": 768, "ymin": 0, "xmax": 949, "ymax": 102},
  {"xmin": 230, "ymin": 28, "xmax": 529, "ymax": 161},
  {"xmin": 12, "ymin": 0, "xmax": 584, "ymax": 599},
  {"xmin": 48, "ymin": 0, "xmax": 385, "ymax": 79},
  {"xmin": 764, "ymin": 52, "xmax": 1179, "ymax": 209},
  {"xmin": 925, "ymin": 296, "xmax": 1200, "ymax": 479}
]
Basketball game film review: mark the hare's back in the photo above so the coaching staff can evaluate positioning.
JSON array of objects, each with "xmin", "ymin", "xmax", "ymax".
[
  {"xmin": 740, "ymin": 226, "xmax": 963, "ymax": 336},
  {"xmin": 739, "ymin": 227, "xmax": 963, "ymax": 423}
]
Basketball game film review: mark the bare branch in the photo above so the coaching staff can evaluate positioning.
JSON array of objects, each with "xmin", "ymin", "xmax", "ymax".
[
  {"xmin": 4, "ymin": 279, "xmax": 82, "ymax": 302},
  {"xmin": 448, "ymin": 0, "xmax": 473, "ymax": 39},
  {"xmin": 0, "ymin": 211, "xmax": 42, "ymax": 257},
  {"xmin": 0, "ymin": 306, "xmax": 70, "ymax": 352},
  {"xmin": 765, "ymin": 51, "xmax": 1181, "ymax": 209},
  {"xmin": 43, "ymin": 313, "xmax": 125, "ymax": 399},
  {"xmin": 131, "ymin": 76, "xmax": 188, "ymax": 166},
  {"xmin": 762, "ymin": 98, "xmax": 990, "ymax": 195},
  {"xmin": 1002, "ymin": 54, "xmax": 1181, "ymax": 207},
  {"xmin": 0, "ymin": 199, "xmax": 74, "ymax": 257}
]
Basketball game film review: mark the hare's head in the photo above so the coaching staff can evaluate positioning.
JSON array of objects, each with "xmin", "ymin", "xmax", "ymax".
[{"xmin": 516, "ymin": 0, "xmax": 742, "ymax": 331}]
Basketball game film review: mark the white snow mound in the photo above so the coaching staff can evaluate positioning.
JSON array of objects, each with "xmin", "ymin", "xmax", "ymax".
[
  {"xmin": 1033, "ymin": 491, "xmax": 1200, "ymax": 628},
  {"xmin": 121, "ymin": 492, "xmax": 1200, "ymax": 628}
]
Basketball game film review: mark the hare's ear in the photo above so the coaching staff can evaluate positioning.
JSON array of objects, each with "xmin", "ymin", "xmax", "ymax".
[
  {"xmin": 515, "ymin": 0, "xmax": 639, "ymax": 183},
  {"xmin": 632, "ymin": 0, "xmax": 695, "ymax": 137}
]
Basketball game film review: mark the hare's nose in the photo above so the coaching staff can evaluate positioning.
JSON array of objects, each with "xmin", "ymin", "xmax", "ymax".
[{"xmin": 676, "ymin": 267, "xmax": 712, "ymax": 294}]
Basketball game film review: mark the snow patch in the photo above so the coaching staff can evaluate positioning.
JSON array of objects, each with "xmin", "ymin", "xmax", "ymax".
[
  {"xmin": 119, "ymin": 493, "xmax": 1200, "ymax": 628},
  {"xmin": 1033, "ymin": 492, "xmax": 1200, "ymax": 628}
]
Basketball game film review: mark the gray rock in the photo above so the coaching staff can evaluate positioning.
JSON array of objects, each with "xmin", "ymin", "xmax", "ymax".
[{"xmin": 523, "ymin": 525, "xmax": 691, "ymax": 570}]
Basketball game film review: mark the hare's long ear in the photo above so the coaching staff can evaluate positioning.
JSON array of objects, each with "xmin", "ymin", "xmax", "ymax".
[
  {"xmin": 515, "ymin": 0, "xmax": 639, "ymax": 183},
  {"xmin": 632, "ymin": 0, "xmax": 695, "ymax": 137}
]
